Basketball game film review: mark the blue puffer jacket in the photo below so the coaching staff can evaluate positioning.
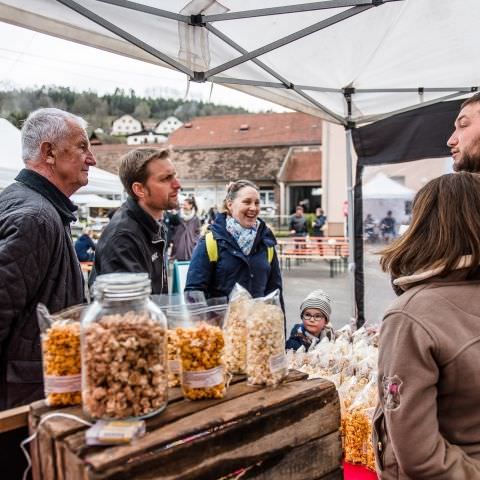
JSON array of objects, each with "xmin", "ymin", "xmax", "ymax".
[{"xmin": 185, "ymin": 213, "xmax": 283, "ymax": 303}]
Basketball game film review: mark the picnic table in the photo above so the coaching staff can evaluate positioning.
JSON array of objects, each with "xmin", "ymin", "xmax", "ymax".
[{"xmin": 277, "ymin": 237, "xmax": 349, "ymax": 277}]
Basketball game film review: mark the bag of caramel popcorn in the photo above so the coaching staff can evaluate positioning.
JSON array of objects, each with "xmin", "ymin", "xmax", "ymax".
[
  {"xmin": 37, "ymin": 304, "xmax": 84, "ymax": 407},
  {"xmin": 246, "ymin": 289, "xmax": 287, "ymax": 387},
  {"xmin": 342, "ymin": 375, "xmax": 378, "ymax": 470},
  {"xmin": 224, "ymin": 283, "xmax": 253, "ymax": 375},
  {"xmin": 169, "ymin": 301, "xmax": 228, "ymax": 400},
  {"xmin": 152, "ymin": 292, "xmax": 208, "ymax": 388}
]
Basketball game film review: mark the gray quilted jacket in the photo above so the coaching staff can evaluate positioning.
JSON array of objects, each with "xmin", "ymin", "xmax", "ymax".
[{"xmin": 0, "ymin": 169, "xmax": 84, "ymax": 410}]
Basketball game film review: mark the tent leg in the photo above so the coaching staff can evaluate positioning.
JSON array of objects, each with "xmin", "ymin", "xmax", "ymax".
[{"xmin": 345, "ymin": 129, "xmax": 357, "ymax": 326}]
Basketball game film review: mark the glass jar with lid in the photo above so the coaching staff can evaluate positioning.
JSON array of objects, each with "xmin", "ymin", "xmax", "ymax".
[{"xmin": 81, "ymin": 273, "xmax": 168, "ymax": 420}]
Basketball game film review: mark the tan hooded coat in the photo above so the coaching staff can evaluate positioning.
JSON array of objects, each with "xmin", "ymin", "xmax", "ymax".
[{"xmin": 374, "ymin": 262, "xmax": 480, "ymax": 479}]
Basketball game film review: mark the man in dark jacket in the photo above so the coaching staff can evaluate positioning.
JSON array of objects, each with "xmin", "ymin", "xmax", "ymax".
[
  {"xmin": 0, "ymin": 108, "xmax": 96, "ymax": 410},
  {"xmin": 289, "ymin": 205, "xmax": 308, "ymax": 236},
  {"xmin": 92, "ymin": 148, "xmax": 181, "ymax": 294}
]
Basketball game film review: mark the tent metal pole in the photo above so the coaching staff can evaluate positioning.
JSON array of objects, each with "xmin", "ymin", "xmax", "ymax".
[
  {"xmin": 345, "ymin": 128, "xmax": 357, "ymax": 324},
  {"xmin": 95, "ymin": 0, "xmax": 188, "ymax": 22},
  {"xmin": 205, "ymin": 5, "xmax": 372, "ymax": 78},
  {"xmin": 56, "ymin": 0, "xmax": 194, "ymax": 76},
  {"xmin": 358, "ymin": 90, "xmax": 472, "ymax": 125},
  {"xmin": 203, "ymin": 0, "xmax": 404, "ymax": 22}
]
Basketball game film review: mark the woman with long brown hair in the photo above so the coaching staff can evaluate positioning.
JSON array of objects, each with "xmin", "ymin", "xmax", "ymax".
[{"xmin": 374, "ymin": 172, "xmax": 480, "ymax": 479}]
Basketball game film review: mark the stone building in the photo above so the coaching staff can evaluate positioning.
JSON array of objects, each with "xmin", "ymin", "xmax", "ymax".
[{"xmin": 167, "ymin": 112, "xmax": 323, "ymax": 217}]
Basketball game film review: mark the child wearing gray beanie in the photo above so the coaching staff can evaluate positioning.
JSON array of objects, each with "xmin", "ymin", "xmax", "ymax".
[{"xmin": 286, "ymin": 289, "xmax": 334, "ymax": 351}]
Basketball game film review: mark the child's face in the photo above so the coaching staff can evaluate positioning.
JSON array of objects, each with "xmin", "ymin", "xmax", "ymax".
[{"xmin": 302, "ymin": 308, "xmax": 327, "ymax": 336}]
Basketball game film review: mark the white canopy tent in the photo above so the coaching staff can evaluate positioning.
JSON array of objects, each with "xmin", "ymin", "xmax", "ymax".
[
  {"xmin": 0, "ymin": 118, "xmax": 124, "ymax": 196},
  {"xmin": 1, "ymin": 0, "xmax": 477, "ymax": 321},
  {"xmin": 362, "ymin": 173, "xmax": 414, "ymax": 200},
  {"xmin": 70, "ymin": 193, "xmax": 121, "ymax": 208}
]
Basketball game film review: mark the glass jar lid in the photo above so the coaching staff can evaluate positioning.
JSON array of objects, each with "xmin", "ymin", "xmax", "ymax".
[{"xmin": 94, "ymin": 273, "xmax": 151, "ymax": 300}]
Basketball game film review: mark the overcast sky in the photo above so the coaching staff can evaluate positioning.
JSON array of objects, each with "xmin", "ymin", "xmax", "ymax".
[{"xmin": 0, "ymin": 22, "xmax": 288, "ymax": 112}]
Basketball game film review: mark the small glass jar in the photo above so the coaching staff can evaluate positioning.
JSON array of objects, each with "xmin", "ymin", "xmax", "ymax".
[{"xmin": 81, "ymin": 273, "xmax": 168, "ymax": 420}]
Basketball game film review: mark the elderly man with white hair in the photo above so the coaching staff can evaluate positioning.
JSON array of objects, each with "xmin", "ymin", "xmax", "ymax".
[{"xmin": 0, "ymin": 108, "xmax": 96, "ymax": 409}]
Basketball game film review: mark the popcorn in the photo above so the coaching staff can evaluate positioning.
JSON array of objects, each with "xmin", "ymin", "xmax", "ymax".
[
  {"xmin": 176, "ymin": 323, "xmax": 225, "ymax": 400},
  {"xmin": 224, "ymin": 293, "xmax": 251, "ymax": 374},
  {"xmin": 342, "ymin": 407, "xmax": 376, "ymax": 470},
  {"xmin": 246, "ymin": 302, "xmax": 286, "ymax": 387},
  {"xmin": 167, "ymin": 330, "xmax": 181, "ymax": 388},
  {"xmin": 41, "ymin": 320, "xmax": 81, "ymax": 406},
  {"xmin": 287, "ymin": 324, "xmax": 379, "ymax": 471},
  {"xmin": 83, "ymin": 312, "xmax": 167, "ymax": 419}
]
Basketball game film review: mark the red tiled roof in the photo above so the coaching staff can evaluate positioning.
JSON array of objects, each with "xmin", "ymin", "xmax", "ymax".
[
  {"xmin": 168, "ymin": 112, "xmax": 321, "ymax": 149},
  {"xmin": 280, "ymin": 149, "xmax": 322, "ymax": 182}
]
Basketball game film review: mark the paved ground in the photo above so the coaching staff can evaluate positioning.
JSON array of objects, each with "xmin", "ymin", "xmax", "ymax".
[{"xmin": 282, "ymin": 246, "xmax": 397, "ymax": 334}]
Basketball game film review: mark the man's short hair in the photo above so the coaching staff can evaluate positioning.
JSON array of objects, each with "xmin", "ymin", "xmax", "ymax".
[
  {"xmin": 21, "ymin": 108, "xmax": 87, "ymax": 163},
  {"xmin": 119, "ymin": 148, "xmax": 171, "ymax": 199},
  {"xmin": 461, "ymin": 92, "xmax": 480, "ymax": 109}
]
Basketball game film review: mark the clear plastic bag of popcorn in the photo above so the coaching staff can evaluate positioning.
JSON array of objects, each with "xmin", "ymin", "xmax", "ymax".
[
  {"xmin": 169, "ymin": 301, "xmax": 228, "ymax": 400},
  {"xmin": 37, "ymin": 304, "xmax": 84, "ymax": 407},
  {"xmin": 82, "ymin": 273, "xmax": 168, "ymax": 420},
  {"xmin": 343, "ymin": 376, "xmax": 378, "ymax": 470},
  {"xmin": 246, "ymin": 289, "xmax": 287, "ymax": 387},
  {"xmin": 152, "ymin": 292, "xmax": 208, "ymax": 389},
  {"xmin": 224, "ymin": 283, "xmax": 253, "ymax": 374}
]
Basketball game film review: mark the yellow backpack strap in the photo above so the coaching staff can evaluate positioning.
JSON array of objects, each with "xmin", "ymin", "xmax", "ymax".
[
  {"xmin": 205, "ymin": 231, "xmax": 218, "ymax": 262},
  {"xmin": 267, "ymin": 246, "xmax": 274, "ymax": 264}
]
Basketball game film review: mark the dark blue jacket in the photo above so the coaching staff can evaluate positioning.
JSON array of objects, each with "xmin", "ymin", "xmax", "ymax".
[
  {"xmin": 74, "ymin": 234, "xmax": 95, "ymax": 262},
  {"xmin": 185, "ymin": 213, "xmax": 283, "ymax": 302}
]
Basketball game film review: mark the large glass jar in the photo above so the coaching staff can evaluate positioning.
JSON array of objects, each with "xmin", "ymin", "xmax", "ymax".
[{"xmin": 81, "ymin": 273, "xmax": 168, "ymax": 420}]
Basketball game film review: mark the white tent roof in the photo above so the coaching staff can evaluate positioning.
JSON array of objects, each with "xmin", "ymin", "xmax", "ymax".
[
  {"xmin": 71, "ymin": 193, "xmax": 121, "ymax": 208},
  {"xmin": 363, "ymin": 172, "xmax": 415, "ymax": 200},
  {"xmin": 0, "ymin": 0, "xmax": 478, "ymax": 126},
  {"xmin": 0, "ymin": 118, "xmax": 123, "ymax": 195}
]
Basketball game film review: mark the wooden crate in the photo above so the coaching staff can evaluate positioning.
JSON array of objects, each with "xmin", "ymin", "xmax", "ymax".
[{"xmin": 29, "ymin": 371, "xmax": 342, "ymax": 480}]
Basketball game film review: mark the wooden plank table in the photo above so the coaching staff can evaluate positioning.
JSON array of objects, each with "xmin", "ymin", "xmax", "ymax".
[{"xmin": 29, "ymin": 370, "xmax": 342, "ymax": 480}]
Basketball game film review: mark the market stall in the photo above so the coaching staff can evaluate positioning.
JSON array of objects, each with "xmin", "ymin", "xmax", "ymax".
[{"xmin": 29, "ymin": 372, "xmax": 341, "ymax": 480}]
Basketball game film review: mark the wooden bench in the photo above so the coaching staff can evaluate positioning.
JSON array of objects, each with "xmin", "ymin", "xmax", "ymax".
[
  {"xmin": 28, "ymin": 371, "xmax": 342, "ymax": 480},
  {"xmin": 277, "ymin": 237, "xmax": 349, "ymax": 277}
]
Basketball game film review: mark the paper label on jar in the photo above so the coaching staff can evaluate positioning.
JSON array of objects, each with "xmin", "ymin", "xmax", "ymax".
[
  {"xmin": 168, "ymin": 359, "xmax": 181, "ymax": 374},
  {"xmin": 269, "ymin": 353, "xmax": 287, "ymax": 373},
  {"xmin": 44, "ymin": 374, "xmax": 81, "ymax": 394},
  {"xmin": 182, "ymin": 367, "xmax": 224, "ymax": 388}
]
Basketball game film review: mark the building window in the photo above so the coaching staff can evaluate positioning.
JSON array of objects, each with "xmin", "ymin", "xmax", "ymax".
[{"xmin": 260, "ymin": 190, "xmax": 275, "ymax": 206}]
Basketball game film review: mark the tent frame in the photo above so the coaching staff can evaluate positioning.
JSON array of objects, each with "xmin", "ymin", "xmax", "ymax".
[{"xmin": 8, "ymin": 0, "xmax": 476, "ymax": 323}]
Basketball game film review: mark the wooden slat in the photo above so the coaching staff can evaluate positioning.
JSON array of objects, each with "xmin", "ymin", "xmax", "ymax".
[
  {"xmin": 0, "ymin": 404, "xmax": 29, "ymax": 433},
  {"xmin": 83, "ymin": 379, "xmax": 338, "ymax": 478},
  {"xmin": 231, "ymin": 431, "xmax": 342, "ymax": 480},
  {"xmin": 61, "ymin": 370, "xmax": 308, "ymax": 457}
]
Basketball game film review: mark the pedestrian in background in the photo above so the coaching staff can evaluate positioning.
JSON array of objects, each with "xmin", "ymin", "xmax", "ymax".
[
  {"xmin": 289, "ymin": 205, "xmax": 308, "ymax": 237},
  {"xmin": 74, "ymin": 227, "xmax": 96, "ymax": 262},
  {"xmin": 312, "ymin": 207, "xmax": 327, "ymax": 237},
  {"xmin": 374, "ymin": 172, "xmax": 480, "ymax": 478},
  {"xmin": 171, "ymin": 197, "xmax": 201, "ymax": 261}
]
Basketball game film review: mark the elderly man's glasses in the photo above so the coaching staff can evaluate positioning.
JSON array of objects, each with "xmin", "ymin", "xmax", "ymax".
[{"xmin": 303, "ymin": 313, "xmax": 325, "ymax": 321}]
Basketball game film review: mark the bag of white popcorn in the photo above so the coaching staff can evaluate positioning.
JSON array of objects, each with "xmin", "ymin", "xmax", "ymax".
[
  {"xmin": 246, "ymin": 289, "xmax": 287, "ymax": 387},
  {"xmin": 224, "ymin": 283, "xmax": 253, "ymax": 374}
]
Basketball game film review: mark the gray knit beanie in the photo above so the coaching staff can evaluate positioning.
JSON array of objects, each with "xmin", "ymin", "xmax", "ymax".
[{"xmin": 300, "ymin": 289, "xmax": 332, "ymax": 322}]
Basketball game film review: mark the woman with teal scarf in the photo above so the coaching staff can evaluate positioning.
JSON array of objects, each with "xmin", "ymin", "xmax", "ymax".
[{"xmin": 185, "ymin": 180, "xmax": 283, "ymax": 307}]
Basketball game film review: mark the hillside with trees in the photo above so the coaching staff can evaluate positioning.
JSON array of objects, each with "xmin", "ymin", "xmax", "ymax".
[{"xmin": 0, "ymin": 86, "xmax": 252, "ymax": 135}]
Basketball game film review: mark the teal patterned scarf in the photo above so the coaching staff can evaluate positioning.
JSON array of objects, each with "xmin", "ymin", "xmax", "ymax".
[{"xmin": 226, "ymin": 215, "xmax": 259, "ymax": 256}]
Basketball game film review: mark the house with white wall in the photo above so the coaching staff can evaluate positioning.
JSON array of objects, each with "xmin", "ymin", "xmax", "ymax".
[
  {"xmin": 127, "ymin": 130, "xmax": 168, "ymax": 145},
  {"xmin": 111, "ymin": 114, "xmax": 143, "ymax": 136},
  {"xmin": 154, "ymin": 116, "xmax": 183, "ymax": 135}
]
